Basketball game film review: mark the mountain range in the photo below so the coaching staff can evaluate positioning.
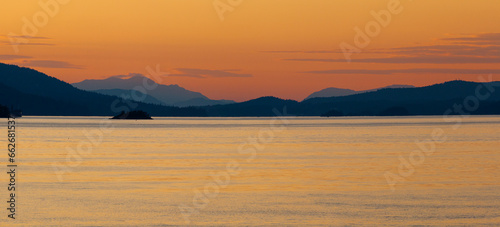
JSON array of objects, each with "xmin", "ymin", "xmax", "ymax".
[
  {"xmin": 1, "ymin": 62, "xmax": 500, "ymax": 117},
  {"xmin": 305, "ymin": 85, "xmax": 415, "ymax": 100},
  {"xmin": 72, "ymin": 75, "xmax": 235, "ymax": 107},
  {"xmin": 74, "ymin": 74, "xmax": 417, "ymax": 106},
  {"xmin": 203, "ymin": 81, "xmax": 500, "ymax": 116},
  {"xmin": 0, "ymin": 63, "xmax": 205, "ymax": 116}
]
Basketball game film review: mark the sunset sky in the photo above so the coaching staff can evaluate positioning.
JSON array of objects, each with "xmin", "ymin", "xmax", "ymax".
[{"xmin": 1, "ymin": 0, "xmax": 500, "ymax": 101}]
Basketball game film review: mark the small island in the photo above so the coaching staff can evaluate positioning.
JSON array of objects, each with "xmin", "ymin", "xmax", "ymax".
[{"xmin": 111, "ymin": 110, "xmax": 153, "ymax": 120}]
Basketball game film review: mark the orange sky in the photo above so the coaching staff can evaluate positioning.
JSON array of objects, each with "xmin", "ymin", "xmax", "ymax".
[{"xmin": 1, "ymin": 0, "xmax": 500, "ymax": 101}]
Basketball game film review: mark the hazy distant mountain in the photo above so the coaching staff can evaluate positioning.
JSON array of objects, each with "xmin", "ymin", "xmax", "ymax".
[
  {"xmin": 305, "ymin": 88, "xmax": 357, "ymax": 100},
  {"xmin": 305, "ymin": 84, "xmax": 415, "ymax": 100},
  {"xmin": 0, "ymin": 63, "xmax": 206, "ymax": 116},
  {"xmin": 72, "ymin": 75, "xmax": 235, "ymax": 107}
]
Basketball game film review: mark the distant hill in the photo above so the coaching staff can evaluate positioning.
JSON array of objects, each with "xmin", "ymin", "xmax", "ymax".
[
  {"xmin": 173, "ymin": 97, "xmax": 235, "ymax": 107},
  {"xmin": 92, "ymin": 89, "xmax": 165, "ymax": 105},
  {"xmin": 305, "ymin": 84, "xmax": 415, "ymax": 100},
  {"xmin": 72, "ymin": 75, "xmax": 235, "ymax": 107},
  {"xmin": 204, "ymin": 81, "xmax": 500, "ymax": 116},
  {"xmin": 300, "ymin": 80, "xmax": 500, "ymax": 116},
  {"xmin": 205, "ymin": 96, "xmax": 299, "ymax": 117},
  {"xmin": 0, "ymin": 63, "xmax": 206, "ymax": 116},
  {"xmin": 305, "ymin": 87, "xmax": 357, "ymax": 100},
  {"xmin": 0, "ymin": 82, "xmax": 88, "ymax": 115}
]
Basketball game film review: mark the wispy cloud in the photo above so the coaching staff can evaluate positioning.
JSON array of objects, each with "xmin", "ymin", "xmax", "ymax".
[
  {"xmin": 287, "ymin": 56, "xmax": 500, "ymax": 64},
  {"xmin": 1, "ymin": 35, "xmax": 51, "ymax": 40},
  {"xmin": 0, "ymin": 41, "xmax": 55, "ymax": 46},
  {"xmin": 269, "ymin": 33, "xmax": 500, "ymax": 65},
  {"xmin": 261, "ymin": 50, "xmax": 342, "ymax": 54},
  {"xmin": 168, "ymin": 73, "xmax": 206, "ymax": 78},
  {"xmin": 0, "ymin": 35, "xmax": 54, "ymax": 46},
  {"xmin": 21, "ymin": 60, "xmax": 83, "ymax": 69},
  {"xmin": 170, "ymin": 68, "xmax": 252, "ymax": 78},
  {"xmin": 110, "ymin": 73, "xmax": 144, "ymax": 79},
  {"xmin": 382, "ymin": 45, "xmax": 500, "ymax": 57},
  {"xmin": 441, "ymin": 33, "xmax": 500, "ymax": 46},
  {"xmin": 305, "ymin": 68, "xmax": 500, "ymax": 75},
  {"xmin": 0, "ymin": 55, "xmax": 32, "ymax": 60}
]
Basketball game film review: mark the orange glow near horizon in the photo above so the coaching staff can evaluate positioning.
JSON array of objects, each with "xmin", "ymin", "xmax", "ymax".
[{"xmin": 1, "ymin": 0, "xmax": 500, "ymax": 101}]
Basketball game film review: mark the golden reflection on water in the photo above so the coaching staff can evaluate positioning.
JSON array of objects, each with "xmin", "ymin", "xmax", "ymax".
[{"xmin": 1, "ymin": 116, "xmax": 499, "ymax": 226}]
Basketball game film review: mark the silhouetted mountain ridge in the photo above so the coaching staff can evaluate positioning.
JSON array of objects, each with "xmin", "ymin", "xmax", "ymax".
[
  {"xmin": 0, "ymin": 63, "xmax": 206, "ymax": 116},
  {"xmin": 72, "ymin": 75, "xmax": 235, "ymax": 106},
  {"xmin": 304, "ymin": 80, "xmax": 499, "ymax": 104},
  {"xmin": 205, "ymin": 96, "xmax": 299, "ymax": 117},
  {"xmin": 305, "ymin": 84, "xmax": 415, "ymax": 100},
  {"xmin": 204, "ymin": 81, "xmax": 500, "ymax": 116},
  {"xmin": 2, "ymin": 63, "xmax": 500, "ymax": 117}
]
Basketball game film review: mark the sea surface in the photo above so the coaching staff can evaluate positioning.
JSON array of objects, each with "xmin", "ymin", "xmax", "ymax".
[{"xmin": 1, "ymin": 116, "xmax": 499, "ymax": 226}]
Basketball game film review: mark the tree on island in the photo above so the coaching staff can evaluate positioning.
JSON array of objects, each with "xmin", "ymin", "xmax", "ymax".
[
  {"xmin": 111, "ymin": 110, "xmax": 152, "ymax": 119},
  {"xmin": 0, "ymin": 104, "xmax": 10, "ymax": 118}
]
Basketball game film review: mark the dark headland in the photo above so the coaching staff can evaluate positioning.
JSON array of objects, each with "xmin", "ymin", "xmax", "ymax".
[{"xmin": 0, "ymin": 104, "xmax": 10, "ymax": 118}]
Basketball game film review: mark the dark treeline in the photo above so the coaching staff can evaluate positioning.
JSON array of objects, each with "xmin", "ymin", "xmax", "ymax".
[{"xmin": 0, "ymin": 104, "xmax": 10, "ymax": 118}]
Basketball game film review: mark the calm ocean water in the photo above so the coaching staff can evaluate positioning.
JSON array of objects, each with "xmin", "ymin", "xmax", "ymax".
[{"xmin": 1, "ymin": 116, "xmax": 499, "ymax": 226}]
